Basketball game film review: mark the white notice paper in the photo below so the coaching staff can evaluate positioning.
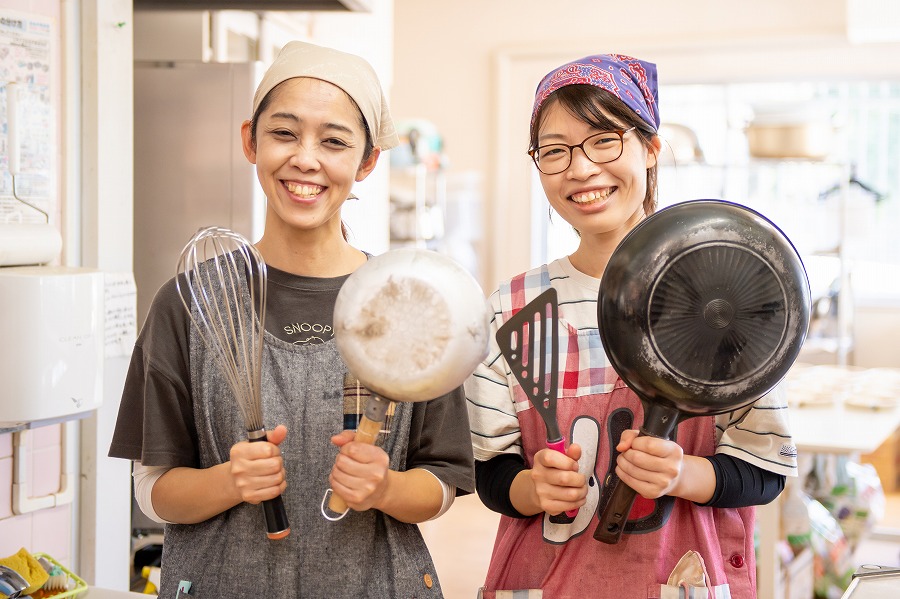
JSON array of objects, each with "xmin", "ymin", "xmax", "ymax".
[{"xmin": 104, "ymin": 272, "xmax": 137, "ymax": 358}]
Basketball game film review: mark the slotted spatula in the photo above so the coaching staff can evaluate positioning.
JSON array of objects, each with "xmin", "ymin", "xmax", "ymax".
[{"xmin": 496, "ymin": 287, "xmax": 577, "ymax": 523}]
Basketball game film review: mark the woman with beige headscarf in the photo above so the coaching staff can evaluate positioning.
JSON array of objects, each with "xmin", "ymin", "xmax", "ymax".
[{"xmin": 109, "ymin": 41, "xmax": 474, "ymax": 597}]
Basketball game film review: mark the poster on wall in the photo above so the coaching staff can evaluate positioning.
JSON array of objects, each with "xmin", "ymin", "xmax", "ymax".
[{"xmin": 0, "ymin": 10, "xmax": 54, "ymax": 223}]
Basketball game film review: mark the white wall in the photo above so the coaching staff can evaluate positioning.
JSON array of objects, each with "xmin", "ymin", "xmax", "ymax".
[
  {"xmin": 854, "ymin": 303, "xmax": 900, "ymax": 368},
  {"xmin": 306, "ymin": 0, "xmax": 395, "ymax": 254},
  {"xmin": 78, "ymin": 0, "xmax": 134, "ymax": 589}
]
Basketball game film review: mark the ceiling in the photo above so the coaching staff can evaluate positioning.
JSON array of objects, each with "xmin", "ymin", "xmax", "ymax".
[{"xmin": 133, "ymin": 0, "xmax": 371, "ymax": 10}]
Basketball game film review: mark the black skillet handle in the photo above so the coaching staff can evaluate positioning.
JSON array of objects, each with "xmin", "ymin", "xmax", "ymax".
[
  {"xmin": 593, "ymin": 403, "xmax": 681, "ymax": 544},
  {"xmin": 593, "ymin": 473, "xmax": 638, "ymax": 543}
]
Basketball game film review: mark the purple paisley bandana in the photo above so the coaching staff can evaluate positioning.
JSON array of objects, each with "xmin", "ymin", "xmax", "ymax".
[{"xmin": 532, "ymin": 53, "xmax": 660, "ymax": 131}]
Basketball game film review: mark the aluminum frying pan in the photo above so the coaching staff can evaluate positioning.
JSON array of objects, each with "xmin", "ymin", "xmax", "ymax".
[
  {"xmin": 594, "ymin": 199, "xmax": 811, "ymax": 544},
  {"xmin": 323, "ymin": 248, "xmax": 490, "ymax": 517}
]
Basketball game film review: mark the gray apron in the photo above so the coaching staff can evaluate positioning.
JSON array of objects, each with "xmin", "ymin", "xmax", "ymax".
[{"xmin": 159, "ymin": 276, "xmax": 444, "ymax": 598}]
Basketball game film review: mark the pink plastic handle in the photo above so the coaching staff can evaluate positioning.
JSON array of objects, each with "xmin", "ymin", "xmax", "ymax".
[
  {"xmin": 546, "ymin": 438, "xmax": 578, "ymax": 518},
  {"xmin": 546, "ymin": 439, "xmax": 567, "ymax": 453}
]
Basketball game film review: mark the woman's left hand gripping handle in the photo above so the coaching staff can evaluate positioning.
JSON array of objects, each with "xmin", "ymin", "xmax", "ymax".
[{"xmin": 322, "ymin": 394, "xmax": 392, "ymax": 520}]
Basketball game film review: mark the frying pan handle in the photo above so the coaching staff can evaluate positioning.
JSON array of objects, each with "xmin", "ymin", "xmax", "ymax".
[
  {"xmin": 546, "ymin": 438, "xmax": 578, "ymax": 523},
  {"xmin": 326, "ymin": 396, "xmax": 391, "ymax": 516},
  {"xmin": 593, "ymin": 473, "xmax": 637, "ymax": 544},
  {"xmin": 248, "ymin": 433, "xmax": 291, "ymax": 540},
  {"xmin": 593, "ymin": 406, "xmax": 679, "ymax": 544}
]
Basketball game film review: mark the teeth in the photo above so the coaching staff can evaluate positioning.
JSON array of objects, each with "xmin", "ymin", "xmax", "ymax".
[
  {"xmin": 571, "ymin": 188, "xmax": 613, "ymax": 204},
  {"xmin": 286, "ymin": 182, "xmax": 323, "ymax": 197}
]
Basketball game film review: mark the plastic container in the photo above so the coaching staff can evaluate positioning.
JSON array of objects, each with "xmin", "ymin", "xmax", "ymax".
[{"xmin": 28, "ymin": 553, "xmax": 88, "ymax": 599}]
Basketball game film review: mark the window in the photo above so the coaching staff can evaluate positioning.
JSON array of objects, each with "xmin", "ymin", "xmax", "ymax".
[{"xmin": 535, "ymin": 80, "xmax": 900, "ymax": 301}]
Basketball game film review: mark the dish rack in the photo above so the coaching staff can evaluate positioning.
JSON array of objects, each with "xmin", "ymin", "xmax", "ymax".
[{"xmin": 29, "ymin": 553, "xmax": 88, "ymax": 599}]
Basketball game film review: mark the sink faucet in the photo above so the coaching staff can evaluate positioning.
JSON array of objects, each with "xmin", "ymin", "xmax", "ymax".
[{"xmin": 0, "ymin": 564, "xmax": 28, "ymax": 599}]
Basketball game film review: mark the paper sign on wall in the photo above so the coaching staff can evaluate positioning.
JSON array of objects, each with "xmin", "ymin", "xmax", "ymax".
[
  {"xmin": 104, "ymin": 272, "xmax": 137, "ymax": 359},
  {"xmin": 0, "ymin": 10, "xmax": 54, "ymax": 222}
]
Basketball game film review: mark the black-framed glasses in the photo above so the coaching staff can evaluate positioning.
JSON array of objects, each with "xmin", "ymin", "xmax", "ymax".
[{"xmin": 528, "ymin": 127, "xmax": 637, "ymax": 175}]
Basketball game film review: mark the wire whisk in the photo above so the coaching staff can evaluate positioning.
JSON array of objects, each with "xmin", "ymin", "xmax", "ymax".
[{"xmin": 176, "ymin": 226, "xmax": 290, "ymax": 540}]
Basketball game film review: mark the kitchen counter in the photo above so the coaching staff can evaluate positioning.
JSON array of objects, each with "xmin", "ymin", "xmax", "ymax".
[
  {"xmin": 757, "ymin": 364, "xmax": 900, "ymax": 599},
  {"xmin": 785, "ymin": 364, "xmax": 900, "ymax": 454}
]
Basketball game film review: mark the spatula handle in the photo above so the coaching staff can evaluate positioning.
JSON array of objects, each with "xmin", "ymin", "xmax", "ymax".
[{"xmin": 546, "ymin": 438, "xmax": 578, "ymax": 523}]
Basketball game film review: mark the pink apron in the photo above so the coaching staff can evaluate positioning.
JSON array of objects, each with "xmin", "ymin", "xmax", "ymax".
[{"xmin": 478, "ymin": 269, "xmax": 755, "ymax": 599}]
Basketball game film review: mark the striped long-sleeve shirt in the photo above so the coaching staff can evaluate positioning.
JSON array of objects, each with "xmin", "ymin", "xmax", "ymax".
[{"xmin": 465, "ymin": 257, "xmax": 799, "ymax": 477}]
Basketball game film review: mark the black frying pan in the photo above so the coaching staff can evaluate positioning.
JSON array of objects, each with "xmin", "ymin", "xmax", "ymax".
[{"xmin": 593, "ymin": 199, "xmax": 811, "ymax": 544}]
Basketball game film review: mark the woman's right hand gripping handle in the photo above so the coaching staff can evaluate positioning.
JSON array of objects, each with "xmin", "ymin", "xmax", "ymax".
[{"xmin": 231, "ymin": 424, "xmax": 290, "ymax": 539}]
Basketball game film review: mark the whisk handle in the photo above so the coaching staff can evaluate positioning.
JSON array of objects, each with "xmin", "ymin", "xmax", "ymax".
[
  {"xmin": 262, "ymin": 495, "xmax": 291, "ymax": 540},
  {"xmin": 248, "ymin": 432, "xmax": 291, "ymax": 540}
]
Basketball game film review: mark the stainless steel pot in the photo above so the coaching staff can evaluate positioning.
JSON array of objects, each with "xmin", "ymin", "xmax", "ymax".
[
  {"xmin": 333, "ymin": 247, "xmax": 490, "ymax": 401},
  {"xmin": 324, "ymin": 248, "xmax": 490, "ymax": 517}
]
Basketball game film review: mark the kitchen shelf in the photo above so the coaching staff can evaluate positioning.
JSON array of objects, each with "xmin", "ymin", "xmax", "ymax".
[{"xmin": 389, "ymin": 164, "xmax": 447, "ymax": 251}]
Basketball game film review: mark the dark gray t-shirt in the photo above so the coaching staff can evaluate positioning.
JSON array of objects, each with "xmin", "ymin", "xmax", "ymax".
[{"xmin": 108, "ymin": 263, "xmax": 474, "ymax": 494}]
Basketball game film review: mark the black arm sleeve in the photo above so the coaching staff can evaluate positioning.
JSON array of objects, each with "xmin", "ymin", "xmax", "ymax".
[
  {"xmin": 701, "ymin": 454, "xmax": 786, "ymax": 508},
  {"xmin": 478, "ymin": 452, "xmax": 784, "ymax": 513},
  {"xmin": 475, "ymin": 454, "xmax": 530, "ymax": 518}
]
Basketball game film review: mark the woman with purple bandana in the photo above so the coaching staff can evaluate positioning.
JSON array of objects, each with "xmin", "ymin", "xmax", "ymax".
[{"xmin": 465, "ymin": 54, "xmax": 796, "ymax": 598}]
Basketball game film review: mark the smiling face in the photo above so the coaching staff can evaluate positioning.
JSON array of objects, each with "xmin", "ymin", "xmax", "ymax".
[
  {"xmin": 241, "ymin": 77, "xmax": 379, "ymax": 241},
  {"xmin": 534, "ymin": 96, "xmax": 660, "ymax": 240}
]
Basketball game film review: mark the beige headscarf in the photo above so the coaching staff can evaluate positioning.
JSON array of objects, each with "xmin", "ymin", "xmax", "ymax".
[{"xmin": 252, "ymin": 40, "xmax": 399, "ymax": 150}]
